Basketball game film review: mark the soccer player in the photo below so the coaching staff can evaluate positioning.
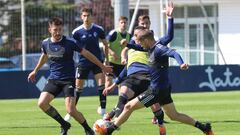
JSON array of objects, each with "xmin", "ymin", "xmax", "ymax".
[
  {"xmin": 120, "ymin": 1, "xmax": 175, "ymax": 125},
  {"xmin": 27, "ymin": 17, "xmax": 112, "ymax": 135},
  {"xmin": 105, "ymin": 16, "xmax": 131, "ymax": 88},
  {"xmin": 104, "ymin": 28, "xmax": 214, "ymax": 135},
  {"xmin": 103, "ymin": 2, "xmax": 174, "ymax": 134},
  {"xmin": 64, "ymin": 8, "xmax": 110, "ymax": 120}
]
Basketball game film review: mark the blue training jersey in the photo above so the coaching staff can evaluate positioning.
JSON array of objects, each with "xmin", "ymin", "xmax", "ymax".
[
  {"xmin": 72, "ymin": 23, "xmax": 105, "ymax": 67},
  {"xmin": 116, "ymin": 18, "xmax": 174, "ymax": 82},
  {"xmin": 41, "ymin": 36, "xmax": 82, "ymax": 80},
  {"xmin": 126, "ymin": 42, "xmax": 184, "ymax": 91}
]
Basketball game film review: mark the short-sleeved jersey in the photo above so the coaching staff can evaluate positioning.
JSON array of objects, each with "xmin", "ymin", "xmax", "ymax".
[
  {"xmin": 41, "ymin": 36, "xmax": 82, "ymax": 80},
  {"xmin": 72, "ymin": 23, "xmax": 105, "ymax": 67}
]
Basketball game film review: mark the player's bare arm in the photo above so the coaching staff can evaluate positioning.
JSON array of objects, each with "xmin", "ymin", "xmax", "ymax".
[
  {"xmin": 121, "ymin": 47, "xmax": 128, "ymax": 65},
  {"xmin": 101, "ymin": 39, "xmax": 109, "ymax": 64},
  {"xmin": 28, "ymin": 53, "xmax": 48, "ymax": 82},
  {"xmin": 81, "ymin": 48, "xmax": 112, "ymax": 74},
  {"xmin": 103, "ymin": 83, "xmax": 117, "ymax": 96}
]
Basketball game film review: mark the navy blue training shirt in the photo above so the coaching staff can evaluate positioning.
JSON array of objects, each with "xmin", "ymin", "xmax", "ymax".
[
  {"xmin": 41, "ymin": 36, "xmax": 82, "ymax": 80},
  {"xmin": 72, "ymin": 23, "xmax": 105, "ymax": 67}
]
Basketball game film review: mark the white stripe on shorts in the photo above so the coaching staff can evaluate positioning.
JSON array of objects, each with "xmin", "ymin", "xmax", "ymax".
[{"xmin": 141, "ymin": 95, "xmax": 154, "ymax": 104}]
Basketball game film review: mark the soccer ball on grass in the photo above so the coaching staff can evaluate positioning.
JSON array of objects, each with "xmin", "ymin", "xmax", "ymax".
[{"xmin": 93, "ymin": 119, "xmax": 112, "ymax": 135}]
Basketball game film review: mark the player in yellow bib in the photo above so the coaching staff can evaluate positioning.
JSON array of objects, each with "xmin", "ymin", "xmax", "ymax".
[{"xmin": 105, "ymin": 16, "xmax": 132, "ymax": 89}]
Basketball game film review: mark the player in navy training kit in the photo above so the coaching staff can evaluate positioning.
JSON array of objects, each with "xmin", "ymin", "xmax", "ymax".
[
  {"xmin": 28, "ymin": 17, "xmax": 112, "ymax": 135},
  {"xmin": 104, "ymin": 28, "xmax": 214, "ymax": 135},
  {"xmin": 64, "ymin": 8, "xmax": 110, "ymax": 121},
  {"xmin": 103, "ymin": 3, "xmax": 174, "ymax": 134}
]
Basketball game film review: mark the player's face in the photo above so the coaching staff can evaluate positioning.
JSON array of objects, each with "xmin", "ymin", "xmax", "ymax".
[
  {"xmin": 48, "ymin": 24, "xmax": 63, "ymax": 41},
  {"xmin": 81, "ymin": 12, "xmax": 92, "ymax": 25},
  {"xmin": 138, "ymin": 19, "xmax": 150, "ymax": 29},
  {"xmin": 133, "ymin": 29, "xmax": 141, "ymax": 44},
  {"xmin": 119, "ymin": 19, "xmax": 128, "ymax": 31}
]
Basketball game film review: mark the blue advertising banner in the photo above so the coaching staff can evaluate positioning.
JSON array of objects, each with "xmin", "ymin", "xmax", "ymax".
[
  {"xmin": 0, "ymin": 65, "xmax": 239, "ymax": 99},
  {"xmin": 169, "ymin": 65, "xmax": 240, "ymax": 92}
]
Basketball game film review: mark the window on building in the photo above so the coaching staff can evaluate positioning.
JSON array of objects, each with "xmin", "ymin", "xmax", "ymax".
[{"xmin": 170, "ymin": 4, "xmax": 218, "ymax": 65}]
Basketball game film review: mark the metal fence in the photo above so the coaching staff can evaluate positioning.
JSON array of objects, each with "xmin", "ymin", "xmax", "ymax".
[{"xmin": 0, "ymin": 0, "xmax": 114, "ymax": 70}]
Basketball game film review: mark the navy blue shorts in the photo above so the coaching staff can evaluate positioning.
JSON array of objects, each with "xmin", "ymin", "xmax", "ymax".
[
  {"xmin": 76, "ymin": 65, "xmax": 102, "ymax": 79},
  {"xmin": 42, "ymin": 79, "xmax": 75, "ymax": 97},
  {"xmin": 138, "ymin": 87, "xmax": 173, "ymax": 107},
  {"xmin": 121, "ymin": 72, "xmax": 150, "ymax": 99}
]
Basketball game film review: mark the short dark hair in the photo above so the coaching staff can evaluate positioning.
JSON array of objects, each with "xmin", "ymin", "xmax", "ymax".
[
  {"xmin": 138, "ymin": 15, "xmax": 150, "ymax": 22},
  {"xmin": 138, "ymin": 29, "xmax": 154, "ymax": 41},
  {"xmin": 81, "ymin": 8, "xmax": 92, "ymax": 15},
  {"xmin": 134, "ymin": 26, "xmax": 146, "ymax": 31},
  {"xmin": 48, "ymin": 17, "xmax": 63, "ymax": 26},
  {"xmin": 119, "ymin": 16, "xmax": 128, "ymax": 21}
]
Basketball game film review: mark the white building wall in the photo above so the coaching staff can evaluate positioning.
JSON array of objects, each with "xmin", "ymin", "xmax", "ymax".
[{"xmin": 218, "ymin": 1, "xmax": 240, "ymax": 64}]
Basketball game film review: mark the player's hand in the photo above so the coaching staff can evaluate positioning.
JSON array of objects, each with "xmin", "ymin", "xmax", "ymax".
[
  {"xmin": 180, "ymin": 63, "xmax": 189, "ymax": 70},
  {"xmin": 165, "ymin": 1, "xmax": 174, "ymax": 18},
  {"xmin": 103, "ymin": 84, "xmax": 117, "ymax": 96},
  {"xmin": 120, "ymin": 39, "xmax": 128, "ymax": 46},
  {"xmin": 121, "ymin": 58, "xmax": 127, "ymax": 65},
  {"xmin": 28, "ymin": 71, "xmax": 37, "ymax": 82}
]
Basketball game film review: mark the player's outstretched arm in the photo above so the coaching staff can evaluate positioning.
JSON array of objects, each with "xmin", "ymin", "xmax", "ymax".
[
  {"xmin": 81, "ymin": 48, "xmax": 112, "ymax": 74},
  {"xmin": 103, "ymin": 83, "xmax": 117, "ymax": 96},
  {"xmin": 28, "ymin": 53, "xmax": 48, "ymax": 82}
]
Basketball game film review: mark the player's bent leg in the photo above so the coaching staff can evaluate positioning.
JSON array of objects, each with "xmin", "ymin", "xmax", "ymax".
[
  {"xmin": 163, "ymin": 102, "xmax": 196, "ymax": 125},
  {"xmin": 105, "ymin": 97, "xmax": 145, "ymax": 135},
  {"xmin": 38, "ymin": 92, "xmax": 54, "ymax": 111},
  {"xmin": 95, "ymin": 73, "xmax": 107, "ymax": 116},
  {"xmin": 114, "ymin": 86, "xmax": 134, "ymax": 118},
  {"xmin": 64, "ymin": 79, "xmax": 84, "ymax": 122},
  {"xmin": 75, "ymin": 79, "xmax": 85, "ymax": 104},
  {"xmin": 65, "ymin": 96, "xmax": 94, "ymax": 135},
  {"xmin": 163, "ymin": 103, "xmax": 214, "ymax": 134},
  {"xmin": 151, "ymin": 103, "xmax": 162, "ymax": 124}
]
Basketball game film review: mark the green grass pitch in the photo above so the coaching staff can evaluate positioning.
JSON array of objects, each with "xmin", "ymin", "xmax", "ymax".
[{"xmin": 0, "ymin": 91, "xmax": 240, "ymax": 135}]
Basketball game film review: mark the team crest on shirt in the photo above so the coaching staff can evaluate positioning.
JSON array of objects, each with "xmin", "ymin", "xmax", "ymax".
[
  {"xmin": 88, "ymin": 34, "xmax": 92, "ymax": 37},
  {"xmin": 93, "ymin": 32, "xmax": 97, "ymax": 37},
  {"xmin": 47, "ymin": 44, "xmax": 65, "ymax": 58},
  {"xmin": 81, "ymin": 35, "xmax": 86, "ymax": 39}
]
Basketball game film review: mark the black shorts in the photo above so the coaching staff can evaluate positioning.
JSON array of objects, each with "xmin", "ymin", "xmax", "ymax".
[
  {"xmin": 76, "ymin": 65, "xmax": 102, "ymax": 79},
  {"xmin": 42, "ymin": 79, "xmax": 75, "ymax": 97},
  {"xmin": 138, "ymin": 87, "xmax": 173, "ymax": 107},
  {"xmin": 121, "ymin": 72, "xmax": 150, "ymax": 99},
  {"xmin": 109, "ymin": 62, "xmax": 125, "ymax": 77}
]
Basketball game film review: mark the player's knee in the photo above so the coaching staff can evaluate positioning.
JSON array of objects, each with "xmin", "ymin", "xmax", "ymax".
[{"xmin": 38, "ymin": 100, "xmax": 47, "ymax": 110}]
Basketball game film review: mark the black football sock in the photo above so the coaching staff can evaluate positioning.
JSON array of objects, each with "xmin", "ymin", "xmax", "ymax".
[
  {"xmin": 153, "ymin": 109, "xmax": 164, "ymax": 125},
  {"xmin": 81, "ymin": 120, "xmax": 92, "ymax": 131},
  {"xmin": 98, "ymin": 85, "xmax": 106, "ymax": 109},
  {"xmin": 107, "ymin": 124, "xmax": 118, "ymax": 134},
  {"xmin": 114, "ymin": 94, "xmax": 128, "ymax": 117},
  {"xmin": 195, "ymin": 121, "xmax": 210, "ymax": 132},
  {"xmin": 45, "ymin": 106, "xmax": 67, "ymax": 126}
]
